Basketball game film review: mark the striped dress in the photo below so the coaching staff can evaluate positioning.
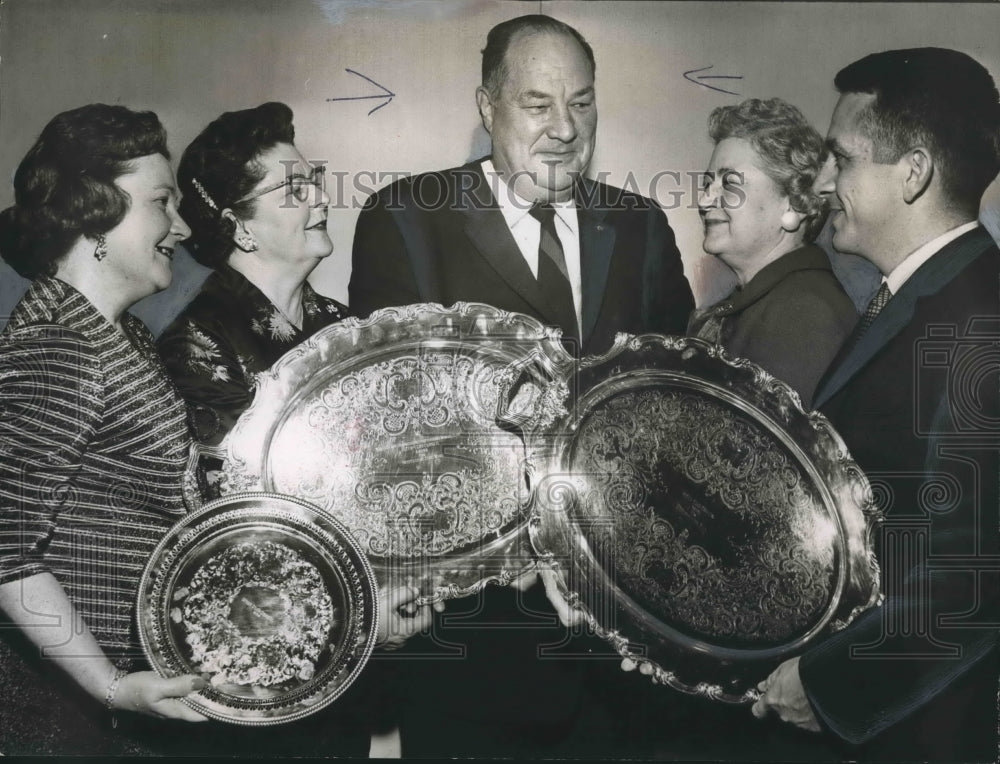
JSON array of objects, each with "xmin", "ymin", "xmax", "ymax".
[{"xmin": 0, "ymin": 277, "xmax": 190, "ymax": 754}]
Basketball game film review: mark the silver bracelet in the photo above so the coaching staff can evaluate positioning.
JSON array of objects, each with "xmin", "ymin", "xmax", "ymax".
[{"xmin": 104, "ymin": 667, "xmax": 128, "ymax": 710}]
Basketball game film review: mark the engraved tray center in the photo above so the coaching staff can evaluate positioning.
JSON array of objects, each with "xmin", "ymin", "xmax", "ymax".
[
  {"xmin": 262, "ymin": 347, "xmax": 529, "ymax": 560},
  {"xmin": 569, "ymin": 386, "xmax": 839, "ymax": 648}
]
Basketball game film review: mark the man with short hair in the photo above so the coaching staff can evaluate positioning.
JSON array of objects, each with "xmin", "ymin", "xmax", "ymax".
[
  {"xmin": 350, "ymin": 14, "xmax": 693, "ymax": 757},
  {"xmin": 350, "ymin": 14, "xmax": 693, "ymax": 355},
  {"xmin": 754, "ymin": 47, "xmax": 1000, "ymax": 762}
]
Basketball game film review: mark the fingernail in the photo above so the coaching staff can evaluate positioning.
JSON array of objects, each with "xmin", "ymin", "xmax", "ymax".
[{"xmin": 192, "ymin": 677, "xmax": 208, "ymax": 691}]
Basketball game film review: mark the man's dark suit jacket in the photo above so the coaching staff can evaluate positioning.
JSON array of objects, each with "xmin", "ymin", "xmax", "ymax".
[
  {"xmin": 802, "ymin": 226, "xmax": 1000, "ymax": 761},
  {"xmin": 350, "ymin": 159, "xmax": 694, "ymax": 355},
  {"xmin": 349, "ymin": 159, "xmax": 694, "ymax": 756}
]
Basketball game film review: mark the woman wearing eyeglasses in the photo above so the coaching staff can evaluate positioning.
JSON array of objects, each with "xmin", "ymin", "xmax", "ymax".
[
  {"xmin": 687, "ymin": 98, "xmax": 857, "ymax": 407},
  {"xmin": 157, "ymin": 102, "xmax": 433, "ymax": 758},
  {"xmin": 158, "ymin": 102, "xmax": 343, "ymax": 448}
]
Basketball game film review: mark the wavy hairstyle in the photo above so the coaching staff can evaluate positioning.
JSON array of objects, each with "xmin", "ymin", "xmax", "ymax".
[
  {"xmin": 0, "ymin": 104, "xmax": 169, "ymax": 279},
  {"xmin": 177, "ymin": 102, "xmax": 295, "ymax": 269},
  {"xmin": 708, "ymin": 98, "xmax": 829, "ymax": 242}
]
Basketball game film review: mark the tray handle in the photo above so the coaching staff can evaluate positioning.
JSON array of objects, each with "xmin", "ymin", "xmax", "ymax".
[
  {"xmin": 495, "ymin": 348, "xmax": 570, "ymax": 434},
  {"xmin": 181, "ymin": 442, "xmax": 229, "ymax": 512}
]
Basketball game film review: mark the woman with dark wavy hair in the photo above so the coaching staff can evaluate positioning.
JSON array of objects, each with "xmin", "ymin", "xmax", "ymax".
[
  {"xmin": 156, "ymin": 102, "xmax": 435, "ymax": 757},
  {"xmin": 158, "ymin": 102, "xmax": 345, "ymax": 448},
  {"xmin": 688, "ymin": 98, "xmax": 857, "ymax": 405},
  {"xmin": 0, "ymin": 103, "xmax": 206, "ymax": 755}
]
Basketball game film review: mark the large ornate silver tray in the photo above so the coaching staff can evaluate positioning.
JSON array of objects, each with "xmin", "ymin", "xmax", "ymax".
[
  {"xmin": 213, "ymin": 303, "xmax": 572, "ymax": 601},
  {"xmin": 136, "ymin": 492, "xmax": 378, "ymax": 725},
  {"xmin": 526, "ymin": 335, "xmax": 883, "ymax": 703}
]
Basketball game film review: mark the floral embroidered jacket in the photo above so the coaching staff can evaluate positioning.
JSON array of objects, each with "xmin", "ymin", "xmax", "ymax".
[{"xmin": 157, "ymin": 264, "xmax": 347, "ymax": 445}]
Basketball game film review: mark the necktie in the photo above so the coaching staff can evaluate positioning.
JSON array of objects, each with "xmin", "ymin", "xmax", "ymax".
[
  {"xmin": 528, "ymin": 204, "xmax": 579, "ymax": 344},
  {"xmin": 858, "ymin": 281, "xmax": 892, "ymax": 336}
]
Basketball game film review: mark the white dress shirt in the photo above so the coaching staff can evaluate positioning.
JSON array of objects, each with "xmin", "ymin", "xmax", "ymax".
[
  {"xmin": 481, "ymin": 159, "xmax": 583, "ymax": 335},
  {"xmin": 883, "ymin": 221, "xmax": 980, "ymax": 295}
]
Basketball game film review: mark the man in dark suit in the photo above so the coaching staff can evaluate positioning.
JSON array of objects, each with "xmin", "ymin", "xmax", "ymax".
[
  {"xmin": 753, "ymin": 48, "xmax": 1000, "ymax": 762},
  {"xmin": 349, "ymin": 14, "xmax": 693, "ymax": 758},
  {"xmin": 349, "ymin": 16, "xmax": 693, "ymax": 355}
]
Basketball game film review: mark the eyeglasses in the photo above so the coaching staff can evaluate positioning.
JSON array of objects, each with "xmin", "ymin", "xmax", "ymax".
[{"xmin": 235, "ymin": 165, "xmax": 326, "ymax": 205}]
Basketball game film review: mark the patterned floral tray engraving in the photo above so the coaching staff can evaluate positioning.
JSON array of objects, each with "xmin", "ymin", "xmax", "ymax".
[
  {"xmin": 180, "ymin": 309, "xmax": 881, "ymax": 703},
  {"xmin": 571, "ymin": 382, "xmax": 840, "ymax": 645},
  {"xmin": 137, "ymin": 493, "xmax": 378, "ymax": 725},
  {"xmin": 264, "ymin": 350, "xmax": 527, "ymax": 558},
  {"xmin": 213, "ymin": 304, "xmax": 573, "ymax": 601},
  {"xmin": 529, "ymin": 336, "xmax": 882, "ymax": 702}
]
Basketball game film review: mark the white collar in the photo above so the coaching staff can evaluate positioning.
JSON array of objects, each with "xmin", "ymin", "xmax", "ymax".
[
  {"xmin": 884, "ymin": 221, "xmax": 980, "ymax": 294},
  {"xmin": 482, "ymin": 159, "xmax": 577, "ymax": 231}
]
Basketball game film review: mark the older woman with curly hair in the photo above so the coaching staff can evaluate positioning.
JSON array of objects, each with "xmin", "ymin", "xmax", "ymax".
[
  {"xmin": 688, "ymin": 98, "xmax": 857, "ymax": 406},
  {"xmin": 0, "ymin": 104, "xmax": 206, "ymax": 755}
]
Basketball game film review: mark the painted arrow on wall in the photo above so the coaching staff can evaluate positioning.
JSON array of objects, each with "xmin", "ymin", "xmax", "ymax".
[
  {"xmin": 683, "ymin": 65, "xmax": 743, "ymax": 96},
  {"xmin": 326, "ymin": 69, "xmax": 395, "ymax": 115}
]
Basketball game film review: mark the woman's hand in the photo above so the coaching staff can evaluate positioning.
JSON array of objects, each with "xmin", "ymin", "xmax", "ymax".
[
  {"xmin": 376, "ymin": 585, "xmax": 443, "ymax": 651},
  {"xmin": 111, "ymin": 671, "xmax": 209, "ymax": 722},
  {"xmin": 0, "ymin": 575, "xmax": 209, "ymax": 722}
]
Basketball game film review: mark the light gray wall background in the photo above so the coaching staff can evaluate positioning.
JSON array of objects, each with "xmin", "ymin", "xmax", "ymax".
[{"xmin": 2, "ymin": 0, "xmax": 998, "ymax": 334}]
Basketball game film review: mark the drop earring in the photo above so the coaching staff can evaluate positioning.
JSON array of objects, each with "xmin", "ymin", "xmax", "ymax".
[
  {"xmin": 93, "ymin": 234, "xmax": 108, "ymax": 261},
  {"xmin": 236, "ymin": 231, "xmax": 257, "ymax": 252},
  {"xmin": 224, "ymin": 210, "xmax": 259, "ymax": 253},
  {"xmin": 235, "ymin": 230, "xmax": 259, "ymax": 252}
]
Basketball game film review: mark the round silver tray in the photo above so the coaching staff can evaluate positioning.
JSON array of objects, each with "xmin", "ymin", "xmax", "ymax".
[
  {"xmin": 136, "ymin": 492, "xmax": 379, "ymax": 725},
  {"xmin": 202, "ymin": 303, "xmax": 573, "ymax": 602},
  {"xmin": 526, "ymin": 335, "xmax": 883, "ymax": 703}
]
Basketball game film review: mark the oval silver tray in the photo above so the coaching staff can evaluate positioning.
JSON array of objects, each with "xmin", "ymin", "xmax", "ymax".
[
  {"xmin": 136, "ymin": 492, "xmax": 379, "ymax": 725},
  {"xmin": 210, "ymin": 303, "xmax": 573, "ymax": 602},
  {"xmin": 526, "ymin": 335, "xmax": 883, "ymax": 703}
]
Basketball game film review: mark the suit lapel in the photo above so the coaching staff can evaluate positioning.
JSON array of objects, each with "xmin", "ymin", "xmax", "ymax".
[
  {"xmin": 450, "ymin": 161, "xmax": 547, "ymax": 318},
  {"xmin": 812, "ymin": 291, "xmax": 916, "ymax": 407},
  {"xmin": 813, "ymin": 227, "xmax": 996, "ymax": 408},
  {"xmin": 577, "ymin": 179, "xmax": 615, "ymax": 345},
  {"xmin": 462, "ymin": 207, "xmax": 547, "ymax": 314},
  {"xmin": 456, "ymin": 166, "xmax": 620, "ymax": 338}
]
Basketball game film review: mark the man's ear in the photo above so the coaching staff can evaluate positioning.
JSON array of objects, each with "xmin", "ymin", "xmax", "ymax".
[
  {"xmin": 476, "ymin": 86, "xmax": 494, "ymax": 134},
  {"xmin": 901, "ymin": 147, "xmax": 933, "ymax": 204}
]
